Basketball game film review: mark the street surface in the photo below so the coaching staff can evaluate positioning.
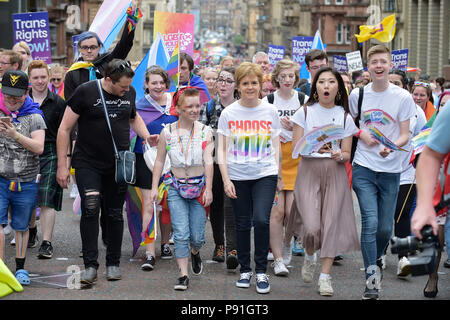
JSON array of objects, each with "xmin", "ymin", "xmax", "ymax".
[{"xmin": 2, "ymin": 188, "xmax": 449, "ymax": 305}]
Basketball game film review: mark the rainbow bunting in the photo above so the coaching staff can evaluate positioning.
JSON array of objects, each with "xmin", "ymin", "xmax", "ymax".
[
  {"xmin": 368, "ymin": 126, "xmax": 407, "ymax": 151},
  {"xmin": 166, "ymin": 39, "xmax": 180, "ymax": 89},
  {"xmin": 292, "ymin": 124, "xmax": 345, "ymax": 158}
]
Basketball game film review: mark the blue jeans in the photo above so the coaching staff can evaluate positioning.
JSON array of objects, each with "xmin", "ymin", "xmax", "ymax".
[
  {"xmin": 230, "ymin": 175, "xmax": 277, "ymax": 274},
  {"xmin": 167, "ymin": 187, "xmax": 207, "ymax": 259},
  {"xmin": 352, "ymin": 163, "xmax": 400, "ymax": 278},
  {"xmin": 0, "ymin": 177, "xmax": 38, "ymax": 232}
]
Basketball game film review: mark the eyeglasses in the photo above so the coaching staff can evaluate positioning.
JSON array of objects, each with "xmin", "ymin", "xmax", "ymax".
[
  {"xmin": 80, "ymin": 45, "xmax": 100, "ymax": 51},
  {"xmin": 51, "ymin": 78, "xmax": 62, "ymax": 82},
  {"xmin": 216, "ymin": 78, "xmax": 235, "ymax": 85},
  {"xmin": 414, "ymin": 81, "xmax": 431, "ymax": 88}
]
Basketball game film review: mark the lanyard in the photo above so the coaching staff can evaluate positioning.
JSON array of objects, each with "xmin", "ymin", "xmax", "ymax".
[{"xmin": 176, "ymin": 121, "xmax": 195, "ymax": 177}]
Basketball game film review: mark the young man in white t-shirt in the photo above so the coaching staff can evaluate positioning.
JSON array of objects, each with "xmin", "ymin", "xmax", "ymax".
[{"xmin": 349, "ymin": 45, "xmax": 416, "ymax": 300}]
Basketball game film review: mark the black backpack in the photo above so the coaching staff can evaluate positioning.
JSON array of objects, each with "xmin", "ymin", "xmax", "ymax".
[{"xmin": 266, "ymin": 92, "xmax": 305, "ymax": 106}]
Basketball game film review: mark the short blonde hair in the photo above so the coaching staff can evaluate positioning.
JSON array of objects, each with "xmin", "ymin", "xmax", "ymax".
[
  {"xmin": 367, "ymin": 44, "xmax": 391, "ymax": 62},
  {"xmin": 271, "ymin": 59, "xmax": 300, "ymax": 89},
  {"xmin": 13, "ymin": 41, "xmax": 31, "ymax": 56},
  {"xmin": 220, "ymin": 56, "xmax": 235, "ymax": 67},
  {"xmin": 235, "ymin": 62, "xmax": 263, "ymax": 88}
]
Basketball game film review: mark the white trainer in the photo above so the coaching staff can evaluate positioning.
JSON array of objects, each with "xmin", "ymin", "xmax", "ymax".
[
  {"xmin": 282, "ymin": 238, "xmax": 293, "ymax": 266},
  {"xmin": 272, "ymin": 258, "xmax": 289, "ymax": 276},
  {"xmin": 318, "ymin": 277, "xmax": 334, "ymax": 296},
  {"xmin": 397, "ymin": 257, "xmax": 411, "ymax": 277},
  {"xmin": 301, "ymin": 259, "xmax": 317, "ymax": 283}
]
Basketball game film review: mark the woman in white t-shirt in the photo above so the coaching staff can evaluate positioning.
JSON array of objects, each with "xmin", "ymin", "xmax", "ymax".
[
  {"xmin": 262, "ymin": 59, "xmax": 306, "ymax": 276},
  {"xmin": 285, "ymin": 67, "xmax": 360, "ymax": 296},
  {"xmin": 217, "ymin": 62, "xmax": 282, "ymax": 294}
]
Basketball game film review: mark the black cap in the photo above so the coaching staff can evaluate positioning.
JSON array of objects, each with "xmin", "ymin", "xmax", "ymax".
[{"xmin": 1, "ymin": 70, "xmax": 29, "ymax": 97}]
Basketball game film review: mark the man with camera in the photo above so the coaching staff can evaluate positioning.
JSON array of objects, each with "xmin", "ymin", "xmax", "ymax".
[
  {"xmin": 410, "ymin": 99, "xmax": 450, "ymax": 298},
  {"xmin": 56, "ymin": 59, "xmax": 156, "ymax": 285}
]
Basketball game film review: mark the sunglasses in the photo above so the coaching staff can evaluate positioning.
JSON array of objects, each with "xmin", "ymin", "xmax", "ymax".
[
  {"xmin": 112, "ymin": 60, "xmax": 132, "ymax": 74},
  {"xmin": 414, "ymin": 81, "xmax": 431, "ymax": 88},
  {"xmin": 51, "ymin": 78, "xmax": 62, "ymax": 81}
]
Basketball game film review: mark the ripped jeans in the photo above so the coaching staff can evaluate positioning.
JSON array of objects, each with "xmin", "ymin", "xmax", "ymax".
[{"xmin": 75, "ymin": 167, "xmax": 127, "ymax": 269}]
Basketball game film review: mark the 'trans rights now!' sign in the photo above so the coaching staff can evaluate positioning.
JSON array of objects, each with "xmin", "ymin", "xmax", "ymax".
[{"xmin": 13, "ymin": 12, "xmax": 52, "ymax": 64}]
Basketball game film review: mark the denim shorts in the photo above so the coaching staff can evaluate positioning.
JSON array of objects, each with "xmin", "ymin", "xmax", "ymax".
[{"xmin": 0, "ymin": 176, "xmax": 38, "ymax": 232}]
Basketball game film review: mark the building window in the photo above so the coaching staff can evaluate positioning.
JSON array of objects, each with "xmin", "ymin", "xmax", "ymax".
[
  {"xmin": 325, "ymin": 0, "xmax": 331, "ymax": 4},
  {"xmin": 335, "ymin": 0, "xmax": 344, "ymax": 4},
  {"xmin": 336, "ymin": 23, "xmax": 343, "ymax": 44},
  {"xmin": 345, "ymin": 25, "xmax": 351, "ymax": 44},
  {"xmin": 385, "ymin": 0, "xmax": 395, "ymax": 11}
]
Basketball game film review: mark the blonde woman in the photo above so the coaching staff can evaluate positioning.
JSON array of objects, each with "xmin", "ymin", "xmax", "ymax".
[
  {"xmin": 218, "ymin": 62, "xmax": 282, "ymax": 294},
  {"xmin": 12, "ymin": 41, "xmax": 32, "ymax": 73}
]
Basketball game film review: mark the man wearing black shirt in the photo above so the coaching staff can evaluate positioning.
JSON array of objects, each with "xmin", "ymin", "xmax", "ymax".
[{"xmin": 56, "ymin": 59, "xmax": 156, "ymax": 284}]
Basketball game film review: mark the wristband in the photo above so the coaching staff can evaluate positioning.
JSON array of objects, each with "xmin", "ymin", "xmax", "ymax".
[
  {"xmin": 15, "ymin": 134, "xmax": 21, "ymax": 142},
  {"xmin": 355, "ymin": 129, "xmax": 362, "ymax": 139}
]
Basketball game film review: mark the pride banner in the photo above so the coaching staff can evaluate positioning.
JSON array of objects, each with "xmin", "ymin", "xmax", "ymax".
[
  {"xmin": 154, "ymin": 11, "xmax": 195, "ymax": 57},
  {"xmin": 12, "ymin": 12, "xmax": 51, "ymax": 64},
  {"xmin": 333, "ymin": 55, "xmax": 348, "ymax": 73}
]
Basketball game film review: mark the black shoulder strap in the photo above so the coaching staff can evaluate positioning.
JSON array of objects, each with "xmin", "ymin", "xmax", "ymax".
[
  {"xmin": 298, "ymin": 92, "xmax": 305, "ymax": 105},
  {"xmin": 304, "ymin": 104, "xmax": 307, "ymax": 120},
  {"xmin": 267, "ymin": 93, "xmax": 274, "ymax": 104},
  {"xmin": 356, "ymin": 86, "xmax": 364, "ymax": 127}
]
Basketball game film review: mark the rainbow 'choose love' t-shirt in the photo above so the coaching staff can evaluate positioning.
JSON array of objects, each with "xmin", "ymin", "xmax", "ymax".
[{"xmin": 217, "ymin": 100, "xmax": 281, "ymax": 181}]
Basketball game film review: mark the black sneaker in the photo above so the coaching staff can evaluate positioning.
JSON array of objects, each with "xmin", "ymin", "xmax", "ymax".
[
  {"xmin": 28, "ymin": 227, "xmax": 38, "ymax": 248},
  {"xmin": 212, "ymin": 245, "xmax": 225, "ymax": 263},
  {"xmin": 362, "ymin": 285, "xmax": 379, "ymax": 300},
  {"xmin": 174, "ymin": 275, "xmax": 189, "ymax": 291},
  {"xmin": 141, "ymin": 255, "xmax": 156, "ymax": 271},
  {"xmin": 161, "ymin": 243, "xmax": 173, "ymax": 260},
  {"xmin": 191, "ymin": 251, "xmax": 203, "ymax": 275},
  {"xmin": 226, "ymin": 250, "xmax": 239, "ymax": 271},
  {"xmin": 38, "ymin": 240, "xmax": 53, "ymax": 259}
]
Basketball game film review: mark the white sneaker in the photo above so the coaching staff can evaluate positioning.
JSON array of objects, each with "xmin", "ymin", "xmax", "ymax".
[
  {"xmin": 282, "ymin": 238, "xmax": 293, "ymax": 266},
  {"xmin": 301, "ymin": 259, "xmax": 317, "ymax": 283},
  {"xmin": 272, "ymin": 258, "xmax": 289, "ymax": 276},
  {"xmin": 381, "ymin": 255, "xmax": 386, "ymax": 269},
  {"xmin": 236, "ymin": 272, "xmax": 253, "ymax": 288},
  {"xmin": 3, "ymin": 223, "xmax": 12, "ymax": 236},
  {"xmin": 267, "ymin": 250, "xmax": 274, "ymax": 261},
  {"xmin": 70, "ymin": 184, "xmax": 79, "ymax": 199},
  {"xmin": 10, "ymin": 237, "xmax": 16, "ymax": 246},
  {"xmin": 397, "ymin": 257, "xmax": 411, "ymax": 277},
  {"xmin": 318, "ymin": 277, "xmax": 334, "ymax": 296}
]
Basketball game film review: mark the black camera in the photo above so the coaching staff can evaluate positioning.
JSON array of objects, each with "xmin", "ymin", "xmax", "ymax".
[{"xmin": 390, "ymin": 225, "xmax": 440, "ymax": 276}]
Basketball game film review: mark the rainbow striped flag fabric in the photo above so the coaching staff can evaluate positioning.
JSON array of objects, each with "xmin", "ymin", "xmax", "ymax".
[{"xmin": 166, "ymin": 40, "xmax": 180, "ymax": 91}]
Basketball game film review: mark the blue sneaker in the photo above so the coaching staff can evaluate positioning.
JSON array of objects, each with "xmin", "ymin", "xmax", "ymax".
[
  {"xmin": 255, "ymin": 273, "xmax": 270, "ymax": 294},
  {"xmin": 236, "ymin": 272, "xmax": 252, "ymax": 288},
  {"xmin": 292, "ymin": 240, "xmax": 305, "ymax": 256}
]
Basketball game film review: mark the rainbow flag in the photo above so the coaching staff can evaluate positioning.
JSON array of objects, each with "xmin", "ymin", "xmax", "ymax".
[
  {"xmin": 368, "ymin": 126, "xmax": 407, "ymax": 151},
  {"xmin": 140, "ymin": 202, "xmax": 157, "ymax": 247},
  {"xmin": 411, "ymin": 127, "xmax": 431, "ymax": 155},
  {"xmin": 292, "ymin": 123, "xmax": 344, "ymax": 158},
  {"xmin": 166, "ymin": 39, "xmax": 180, "ymax": 91}
]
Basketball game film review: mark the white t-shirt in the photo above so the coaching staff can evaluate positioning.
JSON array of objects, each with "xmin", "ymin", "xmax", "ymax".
[
  {"xmin": 349, "ymin": 83, "xmax": 416, "ymax": 173},
  {"xmin": 217, "ymin": 100, "xmax": 281, "ymax": 181},
  {"xmin": 262, "ymin": 90, "xmax": 308, "ymax": 142},
  {"xmin": 400, "ymin": 105, "xmax": 427, "ymax": 185},
  {"xmin": 291, "ymin": 102, "xmax": 358, "ymax": 158}
]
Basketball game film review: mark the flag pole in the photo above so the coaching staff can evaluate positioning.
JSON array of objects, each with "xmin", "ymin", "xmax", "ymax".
[{"xmin": 177, "ymin": 30, "xmax": 180, "ymax": 88}]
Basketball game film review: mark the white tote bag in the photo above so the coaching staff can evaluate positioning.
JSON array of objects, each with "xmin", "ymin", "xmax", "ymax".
[{"xmin": 143, "ymin": 141, "xmax": 171, "ymax": 175}]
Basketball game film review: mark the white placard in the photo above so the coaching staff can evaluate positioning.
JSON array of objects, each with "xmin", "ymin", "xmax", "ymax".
[{"xmin": 346, "ymin": 51, "xmax": 364, "ymax": 72}]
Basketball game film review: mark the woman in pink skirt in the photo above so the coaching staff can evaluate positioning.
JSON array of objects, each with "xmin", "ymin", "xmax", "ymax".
[{"xmin": 286, "ymin": 67, "xmax": 360, "ymax": 296}]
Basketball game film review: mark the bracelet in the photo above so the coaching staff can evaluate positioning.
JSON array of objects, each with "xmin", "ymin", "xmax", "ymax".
[
  {"xmin": 355, "ymin": 129, "xmax": 362, "ymax": 139},
  {"xmin": 15, "ymin": 134, "xmax": 21, "ymax": 142}
]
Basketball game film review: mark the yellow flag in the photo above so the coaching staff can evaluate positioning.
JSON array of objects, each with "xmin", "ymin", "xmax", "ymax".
[{"xmin": 355, "ymin": 14, "xmax": 396, "ymax": 43}]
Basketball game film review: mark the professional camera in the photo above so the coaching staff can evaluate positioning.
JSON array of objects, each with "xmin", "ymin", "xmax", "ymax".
[{"xmin": 390, "ymin": 225, "xmax": 440, "ymax": 276}]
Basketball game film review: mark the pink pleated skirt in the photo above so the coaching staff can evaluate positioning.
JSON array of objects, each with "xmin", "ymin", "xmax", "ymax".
[{"xmin": 285, "ymin": 157, "xmax": 360, "ymax": 258}]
